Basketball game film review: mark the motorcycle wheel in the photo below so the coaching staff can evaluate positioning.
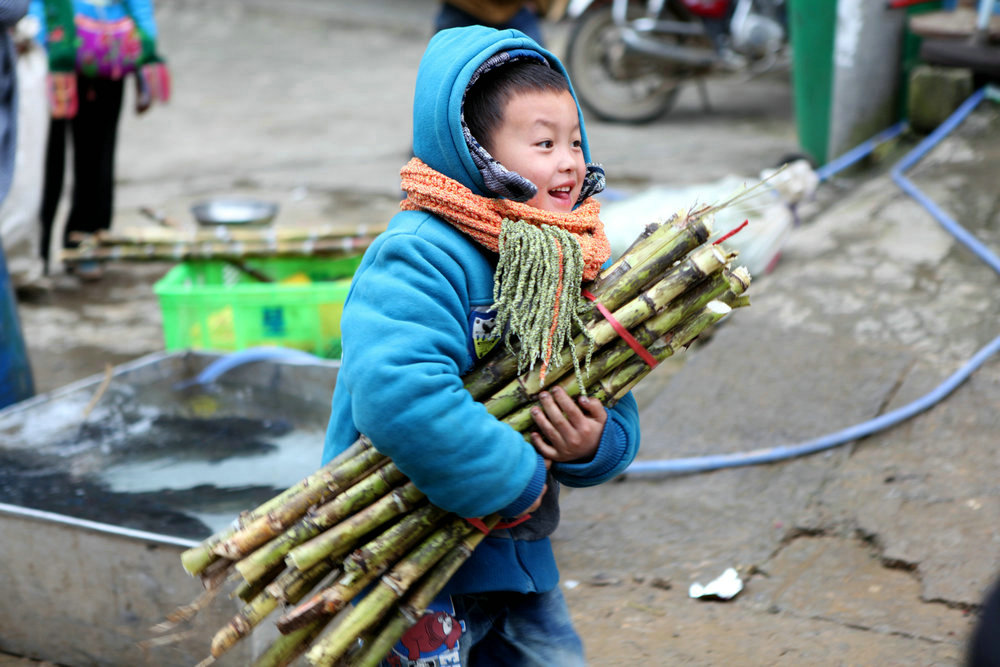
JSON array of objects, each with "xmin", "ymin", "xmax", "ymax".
[{"xmin": 564, "ymin": 2, "xmax": 686, "ymax": 124}]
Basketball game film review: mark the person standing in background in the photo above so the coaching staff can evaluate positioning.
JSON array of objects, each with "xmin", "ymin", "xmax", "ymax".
[
  {"xmin": 0, "ymin": 0, "xmax": 31, "ymax": 205},
  {"xmin": 29, "ymin": 0, "xmax": 167, "ymax": 281},
  {"xmin": 0, "ymin": 0, "xmax": 35, "ymax": 410},
  {"xmin": 435, "ymin": 1, "xmax": 551, "ymax": 45}
]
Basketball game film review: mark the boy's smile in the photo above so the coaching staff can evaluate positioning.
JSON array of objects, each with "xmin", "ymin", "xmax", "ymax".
[{"xmin": 488, "ymin": 90, "xmax": 587, "ymax": 213}]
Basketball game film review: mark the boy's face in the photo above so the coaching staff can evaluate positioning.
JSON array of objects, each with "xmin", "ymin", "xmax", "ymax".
[{"xmin": 488, "ymin": 90, "xmax": 587, "ymax": 213}]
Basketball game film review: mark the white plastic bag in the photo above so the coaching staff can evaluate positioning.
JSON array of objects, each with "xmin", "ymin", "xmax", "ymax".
[
  {"xmin": 0, "ymin": 18, "xmax": 48, "ymax": 288},
  {"xmin": 600, "ymin": 161, "xmax": 819, "ymax": 277}
]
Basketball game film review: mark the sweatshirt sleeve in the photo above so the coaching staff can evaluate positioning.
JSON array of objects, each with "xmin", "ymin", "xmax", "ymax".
[
  {"xmin": 550, "ymin": 391, "xmax": 640, "ymax": 487},
  {"xmin": 335, "ymin": 229, "xmax": 545, "ymax": 520}
]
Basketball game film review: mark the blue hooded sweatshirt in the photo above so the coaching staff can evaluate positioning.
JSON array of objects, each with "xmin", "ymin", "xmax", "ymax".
[{"xmin": 323, "ymin": 25, "xmax": 640, "ymax": 596}]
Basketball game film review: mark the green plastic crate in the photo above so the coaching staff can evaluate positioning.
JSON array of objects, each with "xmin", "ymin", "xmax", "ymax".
[{"xmin": 153, "ymin": 255, "xmax": 362, "ymax": 359}]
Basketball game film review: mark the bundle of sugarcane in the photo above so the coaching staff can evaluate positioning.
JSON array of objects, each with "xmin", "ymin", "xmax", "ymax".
[
  {"xmin": 163, "ymin": 202, "xmax": 751, "ymax": 667},
  {"xmin": 60, "ymin": 223, "xmax": 385, "ymax": 266}
]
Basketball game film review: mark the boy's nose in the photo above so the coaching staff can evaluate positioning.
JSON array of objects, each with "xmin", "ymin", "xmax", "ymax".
[{"xmin": 557, "ymin": 148, "xmax": 576, "ymax": 171}]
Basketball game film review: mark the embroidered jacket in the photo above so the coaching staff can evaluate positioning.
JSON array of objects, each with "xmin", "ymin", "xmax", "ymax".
[
  {"xmin": 28, "ymin": 0, "xmax": 159, "ymax": 52},
  {"xmin": 322, "ymin": 26, "xmax": 640, "ymax": 596}
]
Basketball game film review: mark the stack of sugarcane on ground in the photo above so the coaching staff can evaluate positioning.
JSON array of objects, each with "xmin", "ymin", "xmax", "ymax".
[
  {"xmin": 159, "ymin": 202, "xmax": 752, "ymax": 666},
  {"xmin": 61, "ymin": 223, "xmax": 385, "ymax": 267}
]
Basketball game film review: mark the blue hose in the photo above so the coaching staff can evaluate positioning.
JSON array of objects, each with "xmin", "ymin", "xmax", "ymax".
[
  {"xmin": 626, "ymin": 87, "xmax": 999, "ymax": 477},
  {"xmin": 891, "ymin": 88, "xmax": 1000, "ymax": 274},
  {"xmin": 814, "ymin": 120, "xmax": 908, "ymax": 183},
  {"xmin": 173, "ymin": 346, "xmax": 323, "ymax": 391}
]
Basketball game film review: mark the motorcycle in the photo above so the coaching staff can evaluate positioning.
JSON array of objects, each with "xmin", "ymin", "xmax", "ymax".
[{"xmin": 562, "ymin": 0, "xmax": 788, "ymax": 123}]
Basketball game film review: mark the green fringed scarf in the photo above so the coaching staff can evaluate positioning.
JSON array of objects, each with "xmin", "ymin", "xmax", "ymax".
[{"xmin": 400, "ymin": 158, "xmax": 612, "ymax": 386}]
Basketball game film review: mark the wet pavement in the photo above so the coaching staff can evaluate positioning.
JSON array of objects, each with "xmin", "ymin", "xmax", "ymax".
[{"xmin": 4, "ymin": 0, "xmax": 999, "ymax": 665}]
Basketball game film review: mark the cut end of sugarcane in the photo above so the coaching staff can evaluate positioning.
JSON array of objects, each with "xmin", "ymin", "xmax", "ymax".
[
  {"xmin": 276, "ymin": 594, "xmax": 331, "ymax": 635},
  {"xmin": 181, "ymin": 545, "xmax": 219, "ymax": 577},
  {"xmin": 210, "ymin": 618, "xmax": 249, "ymax": 659},
  {"xmin": 706, "ymin": 300, "xmax": 732, "ymax": 316},
  {"xmin": 728, "ymin": 266, "xmax": 752, "ymax": 290},
  {"xmin": 690, "ymin": 244, "xmax": 728, "ymax": 276}
]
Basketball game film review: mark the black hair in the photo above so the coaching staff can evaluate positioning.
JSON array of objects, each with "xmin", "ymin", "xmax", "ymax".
[{"xmin": 464, "ymin": 59, "xmax": 571, "ymax": 153}]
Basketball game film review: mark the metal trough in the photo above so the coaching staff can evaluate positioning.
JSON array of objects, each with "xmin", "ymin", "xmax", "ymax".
[{"xmin": 0, "ymin": 350, "xmax": 340, "ymax": 665}]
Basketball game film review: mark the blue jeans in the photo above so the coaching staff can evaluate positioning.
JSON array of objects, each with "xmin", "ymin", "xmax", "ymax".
[
  {"xmin": 435, "ymin": 3, "xmax": 546, "ymax": 47},
  {"xmin": 381, "ymin": 587, "xmax": 585, "ymax": 666}
]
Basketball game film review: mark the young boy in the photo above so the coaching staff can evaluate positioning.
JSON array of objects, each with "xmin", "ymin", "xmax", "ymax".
[{"xmin": 323, "ymin": 25, "xmax": 640, "ymax": 666}]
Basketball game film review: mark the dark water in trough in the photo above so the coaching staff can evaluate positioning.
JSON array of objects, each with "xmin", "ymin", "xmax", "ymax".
[{"xmin": 0, "ymin": 379, "xmax": 329, "ymax": 540}]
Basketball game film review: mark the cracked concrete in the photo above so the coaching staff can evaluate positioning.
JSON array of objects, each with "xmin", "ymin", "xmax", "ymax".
[{"xmin": 556, "ymin": 102, "xmax": 1000, "ymax": 663}]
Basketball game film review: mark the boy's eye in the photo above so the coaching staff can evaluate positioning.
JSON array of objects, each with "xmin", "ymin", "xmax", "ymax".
[
  {"xmin": 572, "ymin": 140, "xmax": 582, "ymax": 148},
  {"xmin": 537, "ymin": 140, "xmax": 554, "ymax": 149}
]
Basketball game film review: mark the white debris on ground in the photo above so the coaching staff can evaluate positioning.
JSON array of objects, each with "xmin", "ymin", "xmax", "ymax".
[{"xmin": 689, "ymin": 567, "xmax": 744, "ymax": 601}]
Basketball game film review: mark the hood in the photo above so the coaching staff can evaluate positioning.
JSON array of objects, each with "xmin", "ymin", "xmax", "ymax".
[{"xmin": 411, "ymin": 25, "xmax": 596, "ymax": 198}]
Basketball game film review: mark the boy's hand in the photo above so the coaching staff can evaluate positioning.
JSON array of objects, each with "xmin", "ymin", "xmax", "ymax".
[{"xmin": 529, "ymin": 386, "xmax": 607, "ymax": 463}]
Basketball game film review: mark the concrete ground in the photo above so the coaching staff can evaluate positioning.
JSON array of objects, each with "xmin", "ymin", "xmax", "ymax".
[{"xmin": 4, "ymin": 1, "xmax": 999, "ymax": 665}]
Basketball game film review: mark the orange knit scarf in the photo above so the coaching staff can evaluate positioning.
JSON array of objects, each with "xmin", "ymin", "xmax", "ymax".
[
  {"xmin": 400, "ymin": 158, "xmax": 610, "ymax": 280},
  {"xmin": 399, "ymin": 158, "xmax": 611, "ymax": 382}
]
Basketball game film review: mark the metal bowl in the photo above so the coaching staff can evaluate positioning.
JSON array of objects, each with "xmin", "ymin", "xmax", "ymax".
[{"xmin": 191, "ymin": 198, "xmax": 279, "ymax": 226}]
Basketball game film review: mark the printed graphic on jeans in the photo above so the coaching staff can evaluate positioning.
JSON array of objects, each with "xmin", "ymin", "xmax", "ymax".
[
  {"xmin": 468, "ymin": 306, "xmax": 500, "ymax": 360},
  {"xmin": 385, "ymin": 597, "xmax": 464, "ymax": 666}
]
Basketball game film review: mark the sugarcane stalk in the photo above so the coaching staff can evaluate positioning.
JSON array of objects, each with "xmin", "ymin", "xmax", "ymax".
[
  {"xmin": 463, "ymin": 214, "xmax": 713, "ymax": 401},
  {"xmin": 594, "ymin": 300, "xmax": 739, "ymax": 407},
  {"xmin": 197, "ymin": 554, "xmax": 237, "ymax": 591},
  {"xmin": 585, "ymin": 211, "xmax": 713, "ymax": 306},
  {"xmin": 181, "ymin": 436, "xmax": 375, "ymax": 576},
  {"xmin": 60, "ymin": 237, "xmax": 378, "ymax": 263},
  {"xmin": 604, "ymin": 220, "xmax": 667, "ymax": 274},
  {"xmin": 209, "ymin": 562, "xmax": 339, "ymax": 659},
  {"xmin": 286, "ymin": 482, "xmax": 427, "ymax": 573},
  {"xmin": 334, "ymin": 625, "xmax": 384, "ymax": 667},
  {"xmin": 586, "ymin": 213, "xmax": 685, "ymax": 299},
  {"xmin": 74, "ymin": 222, "xmax": 386, "ymax": 245},
  {"xmin": 588, "ymin": 287, "xmax": 749, "ymax": 406},
  {"xmin": 341, "ymin": 503, "xmax": 451, "ymax": 577},
  {"xmin": 263, "ymin": 565, "xmax": 337, "ymax": 606},
  {"xmin": 482, "ymin": 244, "xmax": 729, "ymax": 416},
  {"xmin": 347, "ymin": 613, "xmax": 411, "ymax": 667},
  {"xmin": 290, "ymin": 505, "xmax": 451, "ymax": 625},
  {"xmin": 274, "ymin": 568, "xmax": 373, "ymax": 636},
  {"xmin": 611, "ymin": 289, "xmax": 748, "ymax": 404},
  {"xmin": 230, "ymin": 505, "xmax": 447, "ymax": 645},
  {"xmin": 253, "ymin": 615, "xmax": 334, "ymax": 667},
  {"xmin": 235, "ymin": 462, "xmax": 408, "ymax": 585},
  {"xmin": 548, "ymin": 260, "xmax": 745, "ymax": 401},
  {"xmin": 275, "ymin": 505, "xmax": 453, "ymax": 634},
  {"xmin": 232, "ymin": 562, "xmax": 285, "ymax": 603},
  {"xmin": 500, "ymin": 284, "xmax": 746, "ymax": 434},
  {"xmin": 343, "ymin": 520, "xmax": 495, "ymax": 667},
  {"xmin": 210, "ymin": 560, "xmax": 338, "ymax": 659},
  {"xmin": 214, "ymin": 443, "xmax": 389, "ymax": 560},
  {"xmin": 603, "ymin": 278, "xmax": 749, "ymax": 408},
  {"xmin": 302, "ymin": 517, "xmax": 478, "ymax": 666}
]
